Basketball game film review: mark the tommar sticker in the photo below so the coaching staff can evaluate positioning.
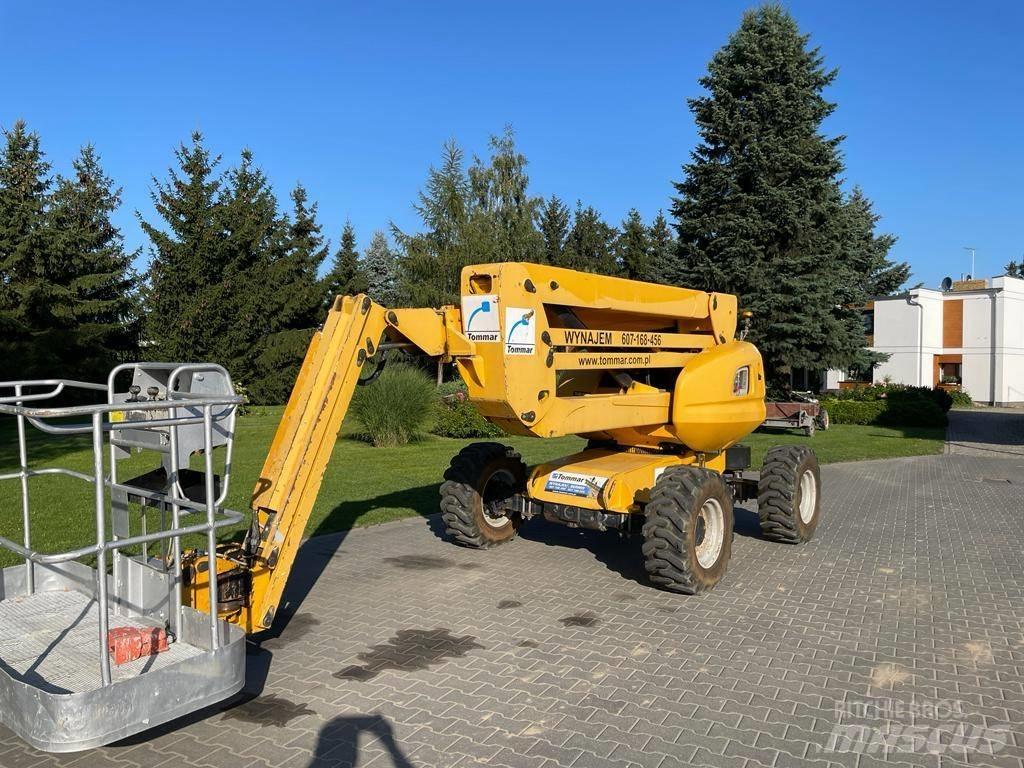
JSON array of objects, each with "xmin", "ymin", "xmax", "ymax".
[
  {"xmin": 461, "ymin": 294, "xmax": 500, "ymax": 342},
  {"xmin": 505, "ymin": 308, "xmax": 535, "ymax": 355},
  {"xmin": 544, "ymin": 470, "xmax": 608, "ymax": 499}
]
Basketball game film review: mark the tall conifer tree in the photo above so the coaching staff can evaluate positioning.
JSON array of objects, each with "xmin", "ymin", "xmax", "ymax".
[
  {"xmin": 647, "ymin": 210, "xmax": 676, "ymax": 285},
  {"xmin": 538, "ymin": 195, "xmax": 570, "ymax": 266},
  {"xmin": 139, "ymin": 132, "xmax": 224, "ymax": 362},
  {"xmin": 562, "ymin": 202, "xmax": 618, "ymax": 275},
  {"xmin": 671, "ymin": 4, "xmax": 900, "ymax": 385},
  {"xmin": 616, "ymin": 209, "xmax": 651, "ymax": 280},
  {"xmin": 393, "ymin": 140, "xmax": 473, "ymax": 306},
  {"xmin": 49, "ymin": 145, "xmax": 139, "ymax": 376},
  {"xmin": 323, "ymin": 221, "xmax": 366, "ymax": 308},
  {"xmin": 0, "ymin": 121, "xmax": 52, "ymax": 370},
  {"xmin": 364, "ymin": 231, "xmax": 399, "ymax": 306}
]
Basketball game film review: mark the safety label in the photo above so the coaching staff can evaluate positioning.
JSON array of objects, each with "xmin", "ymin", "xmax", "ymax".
[
  {"xmin": 505, "ymin": 307, "xmax": 535, "ymax": 355},
  {"xmin": 461, "ymin": 294, "xmax": 500, "ymax": 342},
  {"xmin": 544, "ymin": 470, "xmax": 608, "ymax": 499}
]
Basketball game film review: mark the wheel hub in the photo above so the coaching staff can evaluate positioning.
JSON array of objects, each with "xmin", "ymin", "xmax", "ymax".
[
  {"xmin": 482, "ymin": 469, "xmax": 517, "ymax": 528},
  {"xmin": 694, "ymin": 497, "xmax": 725, "ymax": 568},
  {"xmin": 798, "ymin": 469, "xmax": 817, "ymax": 524}
]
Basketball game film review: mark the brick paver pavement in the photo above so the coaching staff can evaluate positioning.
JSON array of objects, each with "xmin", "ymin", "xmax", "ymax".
[{"xmin": 2, "ymin": 410, "xmax": 1022, "ymax": 767}]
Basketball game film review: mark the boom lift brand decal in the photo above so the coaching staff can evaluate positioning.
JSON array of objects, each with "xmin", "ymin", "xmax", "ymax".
[
  {"xmin": 544, "ymin": 470, "xmax": 609, "ymax": 499},
  {"xmin": 505, "ymin": 308, "xmax": 535, "ymax": 355},
  {"xmin": 461, "ymin": 294, "xmax": 500, "ymax": 342}
]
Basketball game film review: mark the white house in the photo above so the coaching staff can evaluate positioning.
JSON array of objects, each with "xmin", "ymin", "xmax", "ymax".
[{"xmin": 824, "ymin": 275, "xmax": 1024, "ymax": 405}]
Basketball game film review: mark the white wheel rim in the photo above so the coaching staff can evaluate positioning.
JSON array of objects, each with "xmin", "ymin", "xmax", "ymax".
[
  {"xmin": 798, "ymin": 470, "xmax": 817, "ymax": 524},
  {"xmin": 695, "ymin": 497, "xmax": 725, "ymax": 569},
  {"xmin": 482, "ymin": 469, "xmax": 515, "ymax": 528}
]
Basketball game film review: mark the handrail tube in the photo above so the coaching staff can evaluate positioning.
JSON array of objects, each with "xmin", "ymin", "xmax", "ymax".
[
  {"xmin": 0, "ymin": 465, "xmax": 237, "ymax": 517},
  {"xmin": 203, "ymin": 407, "xmax": 220, "ymax": 649},
  {"xmin": 0, "ymin": 394, "xmax": 241, "ymax": 419},
  {"xmin": 169, "ymin": 422, "xmax": 184, "ymax": 641},
  {"xmin": 28, "ymin": 407, "xmax": 237, "ymax": 435},
  {"xmin": 15, "ymin": 385, "xmax": 33, "ymax": 594},
  {"xmin": 0, "ymin": 511, "xmax": 243, "ymax": 566},
  {"xmin": 92, "ymin": 414, "xmax": 112, "ymax": 687}
]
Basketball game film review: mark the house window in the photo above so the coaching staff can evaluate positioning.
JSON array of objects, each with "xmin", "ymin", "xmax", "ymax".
[
  {"xmin": 939, "ymin": 362, "xmax": 962, "ymax": 385},
  {"xmin": 845, "ymin": 365, "xmax": 873, "ymax": 384}
]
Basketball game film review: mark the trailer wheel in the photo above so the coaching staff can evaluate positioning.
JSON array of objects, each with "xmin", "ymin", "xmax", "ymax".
[
  {"xmin": 757, "ymin": 445, "xmax": 821, "ymax": 543},
  {"xmin": 816, "ymin": 408, "xmax": 830, "ymax": 431},
  {"xmin": 642, "ymin": 467, "xmax": 734, "ymax": 594},
  {"xmin": 440, "ymin": 442, "xmax": 526, "ymax": 548}
]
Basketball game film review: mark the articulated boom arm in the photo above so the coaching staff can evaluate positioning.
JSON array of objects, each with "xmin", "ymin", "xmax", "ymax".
[{"xmin": 225, "ymin": 295, "xmax": 465, "ymax": 631}]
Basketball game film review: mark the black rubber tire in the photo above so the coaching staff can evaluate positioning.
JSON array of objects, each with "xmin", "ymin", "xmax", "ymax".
[
  {"xmin": 757, "ymin": 445, "xmax": 821, "ymax": 543},
  {"xmin": 641, "ymin": 467, "xmax": 734, "ymax": 594},
  {"xmin": 440, "ymin": 442, "xmax": 527, "ymax": 548}
]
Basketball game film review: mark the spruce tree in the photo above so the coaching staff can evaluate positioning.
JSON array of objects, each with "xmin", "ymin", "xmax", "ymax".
[
  {"xmin": 323, "ymin": 220, "xmax": 367, "ymax": 307},
  {"xmin": 538, "ymin": 195, "xmax": 569, "ymax": 266},
  {"xmin": 364, "ymin": 231, "xmax": 399, "ymax": 305},
  {"xmin": 562, "ymin": 202, "xmax": 618, "ymax": 275},
  {"xmin": 251, "ymin": 182, "xmax": 330, "ymax": 402},
  {"xmin": 271, "ymin": 183, "xmax": 327, "ymax": 330},
  {"xmin": 615, "ymin": 209, "xmax": 651, "ymax": 280},
  {"xmin": 1005, "ymin": 260, "xmax": 1024, "ymax": 279},
  {"xmin": 0, "ymin": 121, "xmax": 53, "ymax": 372},
  {"xmin": 139, "ymin": 132, "xmax": 224, "ymax": 362},
  {"xmin": 647, "ymin": 210, "xmax": 676, "ymax": 285},
  {"xmin": 393, "ymin": 140, "xmax": 473, "ymax": 306},
  {"xmin": 838, "ymin": 187, "xmax": 907, "ymax": 297},
  {"xmin": 214, "ymin": 149, "xmax": 288, "ymax": 395},
  {"xmin": 48, "ymin": 145, "xmax": 139, "ymax": 377},
  {"xmin": 671, "ymin": 4, "xmax": 879, "ymax": 385}
]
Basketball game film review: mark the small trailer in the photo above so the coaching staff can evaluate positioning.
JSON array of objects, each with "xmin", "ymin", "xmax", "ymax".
[{"xmin": 763, "ymin": 392, "xmax": 830, "ymax": 436}]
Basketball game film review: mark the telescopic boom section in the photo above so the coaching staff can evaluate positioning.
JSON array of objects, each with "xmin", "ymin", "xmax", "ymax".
[{"xmin": 243, "ymin": 296, "xmax": 388, "ymax": 630}]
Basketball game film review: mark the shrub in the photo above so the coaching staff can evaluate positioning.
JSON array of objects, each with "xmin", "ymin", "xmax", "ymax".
[
  {"xmin": 821, "ymin": 399, "xmax": 887, "ymax": 425},
  {"xmin": 950, "ymin": 390, "xmax": 974, "ymax": 408},
  {"xmin": 822, "ymin": 385, "xmax": 948, "ymax": 428},
  {"xmin": 350, "ymin": 363, "xmax": 437, "ymax": 446},
  {"xmin": 432, "ymin": 380, "xmax": 503, "ymax": 439},
  {"xmin": 879, "ymin": 389, "xmax": 948, "ymax": 427}
]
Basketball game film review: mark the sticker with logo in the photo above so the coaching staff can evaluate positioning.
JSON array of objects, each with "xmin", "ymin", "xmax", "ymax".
[
  {"xmin": 505, "ymin": 307, "xmax": 535, "ymax": 355},
  {"xmin": 544, "ymin": 470, "xmax": 608, "ymax": 499},
  {"xmin": 461, "ymin": 294, "xmax": 500, "ymax": 342}
]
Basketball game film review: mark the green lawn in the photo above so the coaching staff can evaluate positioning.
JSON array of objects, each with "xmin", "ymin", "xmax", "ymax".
[{"xmin": 0, "ymin": 407, "xmax": 944, "ymax": 567}]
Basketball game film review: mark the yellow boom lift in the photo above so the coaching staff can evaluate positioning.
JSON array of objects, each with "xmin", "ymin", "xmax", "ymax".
[{"xmin": 0, "ymin": 262, "xmax": 820, "ymax": 750}]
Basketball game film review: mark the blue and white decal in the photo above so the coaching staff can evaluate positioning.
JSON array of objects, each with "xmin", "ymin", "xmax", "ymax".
[
  {"xmin": 544, "ymin": 470, "xmax": 608, "ymax": 499},
  {"xmin": 461, "ymin": 294, "xmax": 500, "ymax": 342},
  {"xmin": 504, "ymin": 307, "xmax": 535, "ymax": 355}
]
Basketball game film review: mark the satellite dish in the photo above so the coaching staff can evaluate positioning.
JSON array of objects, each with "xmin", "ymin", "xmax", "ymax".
[
  {"xmin": 941, "ymin": 276, "xmax": 953, "ymax": 291},
  {"xmin": 965, "ymin": 274, "xmax": 972, "ymax": 281}
]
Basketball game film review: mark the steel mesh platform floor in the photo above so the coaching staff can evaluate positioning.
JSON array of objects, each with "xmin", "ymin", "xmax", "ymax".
[{"xmin": 0, "ymin": 589, "xmax": 202, "ymax": 693}]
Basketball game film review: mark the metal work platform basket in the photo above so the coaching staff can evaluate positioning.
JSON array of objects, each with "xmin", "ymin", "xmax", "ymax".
[{"xmin": 0, "ymin": 364, "xmax": 247, "ymax": 752}]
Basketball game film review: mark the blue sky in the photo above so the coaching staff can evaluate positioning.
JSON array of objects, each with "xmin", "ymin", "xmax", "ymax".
[{"xmin": 1, "ymin": 1, "xmax": 1021, "ymax": 288}]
